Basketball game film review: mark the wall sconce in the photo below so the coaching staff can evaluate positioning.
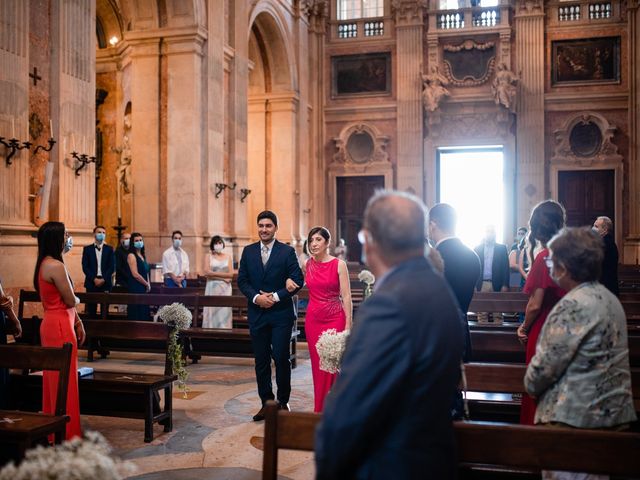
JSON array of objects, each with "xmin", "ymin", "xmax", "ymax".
[
  {"xmin": 72, "ymin": 151, "xmax": 96, "ymax": 176},
  {"xmin": 240, "ymin": 188, "xmax": 251, "ymax": 203},
  {"xmin": 215, "ymin": 182, "xmax": 236, "ymax": 198},
  {"xmin": 0, "ymin": 136, "xmax": 32, "ymax": 166}
]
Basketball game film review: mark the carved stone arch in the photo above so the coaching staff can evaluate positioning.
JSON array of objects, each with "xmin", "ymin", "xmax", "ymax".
[
  {"xmin": 551, "ymin": 111, "xmax": 622, "ymax": 167},
  {"xmin": 332, "ymin": 123, "xmax": 390, "ymax": 165}
]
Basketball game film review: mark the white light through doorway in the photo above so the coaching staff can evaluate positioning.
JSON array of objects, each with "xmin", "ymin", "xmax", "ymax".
[{"xmin": 438, "ymin": 147, "xmax": 505, "ymax": 248}]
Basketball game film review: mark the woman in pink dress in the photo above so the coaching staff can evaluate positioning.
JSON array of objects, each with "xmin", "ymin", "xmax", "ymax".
[
  {"xmin": 302, "ymin": 227, "xmax": 352, "ymax": 413},
  {"xmin": 516, "ymin": 200, "xmax": 566, "ymax": 425}
]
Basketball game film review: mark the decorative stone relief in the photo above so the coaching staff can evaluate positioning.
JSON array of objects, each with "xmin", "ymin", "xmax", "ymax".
[
  {"xmin": 442, "ymin": 40, "xmax": 496, "ymax": 87},
  {"xmin": 429, "ymin": 112, "xmax": 513, "ymax": 140},
  {"xmin": 422, "ymin": 65, "xmax": 450, "ymax": 113},
  {"xmin": 392, "ymin": 0, "xmax": 427, "ymax": 25},
  {"xmin": 332, "ymin": 123, "xmax": 389, "ymax": 165},
  {"xmin": 491, "ymin": 63, "xmax": 519, "ymax": 112},
  {"xmin": 517, "ymin": 0, "xmax": 543, "ymax": 14},
  {"xmin": 551, "ymin": 112, "xmax": 623, "ymax": 166}
]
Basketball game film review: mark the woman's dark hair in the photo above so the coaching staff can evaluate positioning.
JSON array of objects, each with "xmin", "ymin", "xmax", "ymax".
[
  {"xmin": 307, "ymin": 226, "xmax": 331, "ymax": 247},
  {"xmin": 128, "ymin": 232, "xmax": 146, "ymax": 258},
  {"xmin": 548, "ymin": 227, "xmax": 604, "ymax": 283},
  {"xmin": 302, "ymin": 240, "xmax": 309, "ymax": 256},
  {"xmin": 528, "ymin": 200, "xmax": 566, "ymax": 260},
  {"xmin": 209, "ymin": 235, "xmax": 225, "ymax": 251},
  {"xmin": 33, "ymin": 221, "xmax": 66, "ymax": 291},
  {"xmin": 257, "ymin": 210, "xmax": 278, "ymax": 226}
]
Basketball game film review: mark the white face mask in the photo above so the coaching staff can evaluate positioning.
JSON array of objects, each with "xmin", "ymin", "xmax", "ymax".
[
  {"xmin": 173, "ymin": 239, "xmax": 182, "ymax": 249},
  {"xmin": 213, "ymin": 244, "xmax": 224, "ymax": 253}
]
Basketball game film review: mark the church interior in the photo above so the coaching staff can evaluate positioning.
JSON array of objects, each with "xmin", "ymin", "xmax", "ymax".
[{"xmin": 1, "ymin": 0, "xmax": 640, "ymax": 478}]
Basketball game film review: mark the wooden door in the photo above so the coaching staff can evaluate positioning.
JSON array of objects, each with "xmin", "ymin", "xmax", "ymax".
[
  {"xmin": 336, "ymin": 176, "xmax": 385, "ymax": 262},
  {"xmin": 558, "ymin": 170, "xmax": 615, "ymax": 227}
]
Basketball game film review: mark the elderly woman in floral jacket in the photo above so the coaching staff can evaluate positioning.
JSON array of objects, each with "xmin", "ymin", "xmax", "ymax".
[{"xmin": 525, "ymin": 227, "xmax": 636, "ymax": 480}]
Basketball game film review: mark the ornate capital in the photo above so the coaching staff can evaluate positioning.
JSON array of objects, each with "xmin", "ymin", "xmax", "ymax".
[
  {"xmin": 301, "ymin": 0, "xmax": 328, "ymax": 33},
  {"xmin": 392, "ymin": 0, "xmax": 427, "ymax": 26},
  {"xmin": 516, "ymin": 0, "xmax": 543, "ymax": 15}
]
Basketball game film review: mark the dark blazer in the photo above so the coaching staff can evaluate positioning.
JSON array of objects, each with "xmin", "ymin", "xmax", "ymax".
[
  {"xmin": 601, "ymin": 233, "xmax": 619, "ymax": 296},
  {"xmin": 82, "ymin": 244, "xmax": 115, "ymax": 290},
  {"xmin": 315, "ymin": 257, "xmax": 464, "ymax": 480},
  {"xmin": 474, "ymin": 242, "xmax": 510, "ymax": 291},
  {"xmin": 438, "ymin": 237, "xmax": 481, "ymax": 360},
  {"xmin": 237, "ymin": 240, "xmax": 304, "ymax": 329},
  {"xmin": 115, "ymin": 245, "xmax": 130, "ymax": 286}
]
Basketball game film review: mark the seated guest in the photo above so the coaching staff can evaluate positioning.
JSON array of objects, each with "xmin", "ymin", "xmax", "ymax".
[
  {"xmin": 0, "ymin": 278, "xmax": 22, "ymax": 409},
  {"xmin": 33, "ymin": 221, "xmax": 85, "ymax": 439},
  {"xmin": 162, "ymin": 230, "xmax": 189, "ymax": 288},
  {"xmin": 525, "ymin": 227, "xmax": 636, "ymax": 479},
  {"xmin": 315, "ymin": 191, "xmax": 463, "ymax": 479},
  {"xmin": 115, "ymin": 232, "xmax": 131, "ymax": 287},
  {"xmin": 202, "ymin": 235, "xmax": 234, "ymax": 328},
  {"xmin": 81, "ymin": 225, "xmax": 115, "ymax": 317},
  {"xmin": 127, "ymin": 232, "xmax": 151, "ymax": 320}
]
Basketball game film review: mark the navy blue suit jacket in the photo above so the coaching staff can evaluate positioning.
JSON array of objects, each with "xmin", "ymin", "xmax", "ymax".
[
  {"xmin": 237, "ymin": 240, "xmax": 304, "ymax": 329},
  {"xmin": 82, "ymin": 244, "xmax": 115, "ymax": 289},
  {"xmin": 315, "ymin": 257, "xmax": 464, "ymax": 479},
  {"xmin": 474, "ymin": 242, "xmax": 510, "ymax": 292}
]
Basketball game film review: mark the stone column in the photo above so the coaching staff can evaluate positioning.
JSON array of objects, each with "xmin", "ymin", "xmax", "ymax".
[
  {"xmin": 393, "ymin": 0, "xmax": 426, "ymax": 196},
  {"xmin": 514, "ymin": 0, "xmax": 545, "ymax": 226},
  {"xmin": 247, "ymin": 97, "xmax": 267, "ymax": 241}
]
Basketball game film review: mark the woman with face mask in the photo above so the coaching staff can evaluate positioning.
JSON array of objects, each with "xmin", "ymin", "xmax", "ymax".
[
  {"xmin": 517, "ymin": 200, "xmax": 566, "ymax": 425},
  {"xmin": 126, "ymin": 232, "xmax": 151, "ymax": 320},
  {"xmin": 202, "ymin": 235, "xmax": 234, "ymax": 328}
]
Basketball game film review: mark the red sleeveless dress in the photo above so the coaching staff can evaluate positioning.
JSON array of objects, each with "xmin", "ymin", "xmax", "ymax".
[
  {"xmin": 305, "ymin": 258, "xmax": 346, "ymax": 413},
  {"xmin": 39, "ymin": 273, "xmax": 82, "ymax": 439}
]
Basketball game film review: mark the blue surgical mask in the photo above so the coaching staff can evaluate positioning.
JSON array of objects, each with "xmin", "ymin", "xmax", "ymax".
[
  {"xmin": 95, "ymin": 233, "xmax": 105, "ymax": 243},
  {"xmin": 64, "ymin": 236, "xmax": 73, "ymax": 253},
  {"xmin": 123, "ymin": 239, "xmax": 130, "ymax": 248},
  {"xmin": 134, "ymin": 240, "xmax": 144, "ymax": 249},
  {"xmin": 173, "ymin": 239, "xmax": 182, "ymax": 249}
]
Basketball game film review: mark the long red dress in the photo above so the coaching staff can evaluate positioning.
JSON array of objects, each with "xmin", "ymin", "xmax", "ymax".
[
  {"xmin": 305, "ymin": 257, "xmax": 346, "ymax": 413},
  {"xmin": 39, "ymin": 273, "xmax": 82, "ymax": 439},
  {"xmin": 520, "ymin": 248, "xmax": 565, "ymax": 425}
]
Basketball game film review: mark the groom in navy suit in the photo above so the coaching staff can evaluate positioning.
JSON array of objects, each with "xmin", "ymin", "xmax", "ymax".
[{"xmin": 237, "ymin": 211, "xmax": 304, "ymax": 421}]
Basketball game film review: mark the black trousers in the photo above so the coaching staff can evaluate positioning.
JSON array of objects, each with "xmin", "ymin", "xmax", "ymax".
[
  {"xmin": 85, "ymin": 282, "xmax": 110, "ymax": 318},
  {"xmin": 250, "ymin": 319, "xmax": 293, "ymax": 405}
]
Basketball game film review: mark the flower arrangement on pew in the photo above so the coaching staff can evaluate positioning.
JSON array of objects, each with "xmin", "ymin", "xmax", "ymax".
[
  {"xmin": 316, "ymin": 328, "xmax": 350, "ymax": 374},
  {"xmin": 156, "ymin": 302, "xmax": 192, "ymax": 396},
  {"xmin": 0, "ymin": 431, "xmax": 135, "ymax": 480},
  {"xmin": 358, "ymin": 269, "xmax": 375, "ymax": 299}
]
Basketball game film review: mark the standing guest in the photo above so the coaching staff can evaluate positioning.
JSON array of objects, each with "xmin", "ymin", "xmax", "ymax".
[
  {"xmin": 127, "ymin": 232, "xmax": 151, "ymax": 320},
  {"xmin": 333, "ymin": 238, "xmax": 348, "ymax": 262},
  {"xmin": 162, "ymin": 230, "xmax": 190, "ymax": 288},
  {"xmin": 81, "ymin": 225, "xmax": 115, "ymax": 318},
  {"xmin": 302, "ymin": 226, "xmax": 352, "ymax": 413},
  {"xmin": 0, "ymin": 279, "xmax": 22, "ymax": 409},
  {"xmin": 33, "ymin": 222, "xmax": 85, "ymax": 439},
  {"xmin": 237, "ymin": 211, "xmax": 304, "ymax": 421},
  {"xmin": 474, "ymin": 225, "xmax": 510, "ymax": 323},
  {"xmin": 315, "ymin": 191, "xmax": 463, "ymax": 480},
  {"xmin": 509, "ymin": 227, "xmax": 528, "ymax": 289},
  {"xmin": 592, "ymin": 216, "xmax": 619, "ymax": 296},
  {"xmin": 115, "ymin": 232, "xmax": 131, "ymax": 287},
  {"xmin": 202, "ymin": 235, "xmax": 234, "ymax": 328},
  {"xmin": 298, "ymin": 240, "xmax": 310, "ymax": 272},
  {"xmin": 517, "ymin": 200, "xmax": 566, "ymax": 425},
  {"xmin": 525, "ymin": 228, "xmax": 636, "ymax": 479},
  {"xmin": 428, "ymin": 203, "xmax": 481, "ymax": 362}
]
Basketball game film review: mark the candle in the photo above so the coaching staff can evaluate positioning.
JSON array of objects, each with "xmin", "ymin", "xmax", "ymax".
[
  {"xmin": 49, "ymin": 120, "xmax": 53, "ymax": 138},
  {"xmin": 63, "ymin": 136, "xmax": 66, "ymax": 152},
  {"xmin": 91, "ymin": 139, "xmax": 95, "ymax": 155},
  {"xmin": 117, "ymin": 185, "xmax": 122, "ymax": 218},
  {"xmin": 71, "ymin": 133, "xmax": 75, "ymax": 151},
  {"xmin": 82, "ymin": 138, "xmax": 86, "ymax": 153},
  {"xmin": 11, "ymin": 118, "xmax": 15, "ymax": 138}
]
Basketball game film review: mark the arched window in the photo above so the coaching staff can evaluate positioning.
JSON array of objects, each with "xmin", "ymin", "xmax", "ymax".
[{"xmin": 337, "ymin": 0, "xmax": 384, "ymax": 20}]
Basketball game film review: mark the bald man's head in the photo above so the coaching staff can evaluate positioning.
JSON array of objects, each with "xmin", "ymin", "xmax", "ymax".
[{"xmin": 363, "ymin": 190, "xmax": 427, "ymax": 260}]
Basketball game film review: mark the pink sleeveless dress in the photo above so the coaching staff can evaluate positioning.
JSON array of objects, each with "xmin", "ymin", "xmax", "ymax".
[{"xmin": 305, "ymin": 258, "xmax": 346, "ymax": 413}]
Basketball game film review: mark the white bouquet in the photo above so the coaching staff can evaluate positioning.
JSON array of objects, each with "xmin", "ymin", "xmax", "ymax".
[
  {"xmin": 358, "ymin": 269, "xmax": 375, "ymax": 298},
  {"xmin": 155, "ymin": 302, "xmax": 191, "ymax": 395},
  {"xmin": 316, "ymin": 328, "xmax": 350, "ymax": 374},
  {"xmin": 0, "ymin": 431, "xmax": 135, "ymax": 480},
  {"xmin": 156, "ymin": 302, "xmax": 192, "ymax": 329}
]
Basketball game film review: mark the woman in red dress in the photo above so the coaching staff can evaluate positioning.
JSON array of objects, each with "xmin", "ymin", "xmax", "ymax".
[
  {"xmin": 516, "ymin": 201, "xmax": 566, "ymax": 425},
  {"xmin": 302, "ymin": 227, "xmax": 352, "ymax": 413},
  {"xmin": 33, "ymin": 221, "xmax": 86, "ymax": 439}
]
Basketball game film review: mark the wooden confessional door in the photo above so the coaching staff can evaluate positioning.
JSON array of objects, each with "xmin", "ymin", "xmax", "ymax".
[
  {"xmin": 557, "ymin": 170, "xmax": 615, "ymax": 227},
  {"xmin": 336, "ymin": 176, "xmax": 385, "ymax": 262}
]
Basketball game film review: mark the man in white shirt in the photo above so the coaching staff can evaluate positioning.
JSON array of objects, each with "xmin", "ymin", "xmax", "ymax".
[
  {"xmin": 162, "ymin": 230, "xmax": 190, "ymax": 288},
  {"xmin": 82, "ymin": 225, "xmax": 115, "ymax": 317}
]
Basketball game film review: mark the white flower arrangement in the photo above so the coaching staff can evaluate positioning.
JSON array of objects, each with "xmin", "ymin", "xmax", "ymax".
[
  {"xmin": 358, "ymin": 269, "xmax": 375, "ymax": 298},
  {"xmin": 155, "ymin": 302, "xmax": 192, "ymax": 395},
  {"xmin": 316, "ymin": 328, "xmax": 350, "ymax": 374},
  {"xmin": 0, "ymin": 431, "xmax": 135, "ymax": 480}
]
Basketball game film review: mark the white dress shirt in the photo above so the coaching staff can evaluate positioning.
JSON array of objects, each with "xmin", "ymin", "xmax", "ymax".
[
  {"xmin": 162, "ymin": 247, "xmax": 190, "ymax": 277},
  {"xmin": 94, "ymin": 243, "xmax": 103, "ymax": 277},
  {"xmin": 253, "ymin": 239, "xmax": 280, "ymax": 304}
]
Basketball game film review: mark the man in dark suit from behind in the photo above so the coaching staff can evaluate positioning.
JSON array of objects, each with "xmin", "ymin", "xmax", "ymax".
[
  {"xmin": 474, "ymin": 225, "xmax": 510, "ymax": 324},
  {"xmin": 81, "ymin": 225, "xmax": 115, "ymax": 318},
  {"xmin": 315, "ymin": 191, "xmax": 464, "ymax": 480},
  {"xmin": 593, "ymin": 216, "xmax": 619, "ymax": 296},
  {"xmin": 429, "ymin": 203, "xmax": 481, "ymax": 361}
]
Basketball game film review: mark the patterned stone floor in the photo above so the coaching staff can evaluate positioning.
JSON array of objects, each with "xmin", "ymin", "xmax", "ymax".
[{"xmin": 79, "ymin": 346, "xmax": 316, "ymax": 480}]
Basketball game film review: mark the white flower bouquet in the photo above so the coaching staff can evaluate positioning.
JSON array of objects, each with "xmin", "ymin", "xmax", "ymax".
[
  {"xmin": 155, "ymin": 302, "xmax": 192, "ymax": 395},
  {"xmin": 358, "ymin": 269, "xmax": 375, "ymax": 298},
  {"xmin": 316, "ymin": 328, "xmax": 350, "ymax": 374},
  {"xmin": 0, "ymin": 431, "xmax": 135, "ymax": 480}
]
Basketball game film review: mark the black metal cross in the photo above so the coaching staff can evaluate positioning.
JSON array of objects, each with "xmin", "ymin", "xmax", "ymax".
[{"xmin": 29, "ymin": 67, "xmax": 42, "ymax": 86}]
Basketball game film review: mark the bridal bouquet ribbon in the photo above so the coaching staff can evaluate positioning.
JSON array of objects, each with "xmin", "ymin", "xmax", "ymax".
[
  {"xmin": 316, "ymin": 328, "xmax": 350, "ymax": 374},
  {"xmin": 156, "ymin": 302, "xmax": 192, "ymax": 395}
]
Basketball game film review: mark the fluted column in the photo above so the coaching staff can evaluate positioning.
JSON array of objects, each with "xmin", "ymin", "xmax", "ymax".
[
  {"xmin": 514, "ymin": 0, "xmax": 545, "ymax": 226},
  {"xmin": 393, "ymin": 0, "xmax": 426, "ymax": 196}
]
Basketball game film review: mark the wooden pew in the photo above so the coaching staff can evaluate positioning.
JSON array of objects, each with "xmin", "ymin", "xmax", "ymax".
[
  {"xmin": 260, "ymin": 402, "xmax": 640, "ymax": 480},
  {"xmin": 0, "ymin": 343, "xmax": 72, "ymax": 462}
]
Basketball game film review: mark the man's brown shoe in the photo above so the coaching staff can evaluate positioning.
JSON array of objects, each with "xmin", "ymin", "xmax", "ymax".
[{"xmin": 253, "ymin": 406, "xmax": 267, "ymax": 422}]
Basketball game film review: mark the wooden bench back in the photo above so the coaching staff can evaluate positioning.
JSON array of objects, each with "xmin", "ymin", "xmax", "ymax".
[
  {"xmin": 261, "ymin": 401, "xmax": 640, "ymax": 479},
  {"xmin": 0, "ymin": 343, "xmax": 72, "ymax": 416}
]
